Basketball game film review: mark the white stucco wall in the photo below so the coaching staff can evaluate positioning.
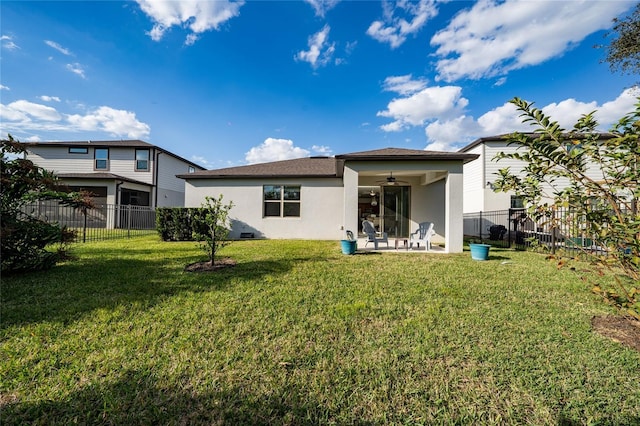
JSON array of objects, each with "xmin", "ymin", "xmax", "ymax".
[{"xmin": 184, "ymin": 178, "xmax": 345, "ymax": 239}]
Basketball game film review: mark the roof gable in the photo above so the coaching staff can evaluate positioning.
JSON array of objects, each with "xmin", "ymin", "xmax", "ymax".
[{"xmin": 178, "ymin": 156, "xmax": 338, "ymax": 179}]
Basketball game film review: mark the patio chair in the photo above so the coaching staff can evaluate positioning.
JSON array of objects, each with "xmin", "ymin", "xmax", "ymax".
[
  {"xmin": 362, "ymin": 220, "xmax": 389, "ymax": 250},
  {"xmin": 409, "ymin": 221, "xmax": 435, "ymax": 251}
]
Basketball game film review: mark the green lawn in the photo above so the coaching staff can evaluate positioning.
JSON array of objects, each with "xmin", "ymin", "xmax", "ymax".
[{"xmin": 2, "ymin": 236, "xmax": 639, "ymax": 425}]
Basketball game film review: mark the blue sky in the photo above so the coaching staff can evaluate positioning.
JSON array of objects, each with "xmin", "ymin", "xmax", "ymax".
[{"xmin": 1, "ymin": 0, "xmax": 638, "ymax": 168}]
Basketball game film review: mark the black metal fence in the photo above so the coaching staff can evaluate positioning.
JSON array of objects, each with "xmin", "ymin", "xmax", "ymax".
[
  {"xmin": 463, "ymin": 207, "xmax": 609, "ymax": 254},
  {"xmin": 22, "ymin": 200, "xmax": 156, "ymax": 242}
]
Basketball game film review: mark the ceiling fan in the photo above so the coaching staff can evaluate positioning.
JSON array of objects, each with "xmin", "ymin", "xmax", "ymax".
[{"xmin": 376, "ymin": 171, "xmax": 409, "ymax": 186}]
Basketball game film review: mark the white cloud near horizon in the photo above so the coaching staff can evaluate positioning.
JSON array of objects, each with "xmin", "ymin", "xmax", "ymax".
[
  {"xmin": 0, "ymin": 100, "xmax": 151, "ymax": 139},
  {"xmin": 305, "ymin": 0, "xmax": 340, "ymax": 17},
  {"xmin": 245, "ymin": 138, "xmax": 310, "ymax": 164},
  {"xmin": 135, "ymin": 0, "xmax": 244, "ymax": 45},
  {"xmin": 367, "ymin": 0, "xmax": 438, "ymax": 48},
  {"xmin": 44, "ymin": 40, "xmax": 73, "ymax": 56},
  {"xmin": 0, "ymin": 85, "xmax": 9, "ymax": 91},
  {"xmin": 422, "ymin": 87, "xmax": 640, "ymax": 152},
  {"xmin": 295, "ymin": 25, "xmax": 336, "ymax": 69},
  {"xmin": 431, "ymin": 0, "xmax": 633, "ymax": 82}
]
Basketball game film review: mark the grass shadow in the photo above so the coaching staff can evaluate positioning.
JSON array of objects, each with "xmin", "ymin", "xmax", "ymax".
[
  {"xmin": 1, "ymin": 255, "xmax": 296, "ymax": 330},
  {"xmin": 1, "ymin": 368, "xmax": 377, "ymax": 425}
]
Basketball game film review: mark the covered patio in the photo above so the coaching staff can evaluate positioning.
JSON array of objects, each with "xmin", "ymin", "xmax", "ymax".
[{"xmin": 336, "ymin": 148, "xmax": 478, "ymax": 254}]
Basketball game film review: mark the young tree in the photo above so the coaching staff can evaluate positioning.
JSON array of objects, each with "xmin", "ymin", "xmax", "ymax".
[
  {"xmin": 602, "ymin": 3, "xmax": 640, "ymax": 77},
  {"xmin": 191, "ymin": 195, "xmax": 234, "ymax": 266},
  {"xmin": 492, "ymin": 98, "xmax": 639, "ymax": 320},
  {"xmin": 1, "ymin": 135, "xmax": 93, "ymax": 273}
]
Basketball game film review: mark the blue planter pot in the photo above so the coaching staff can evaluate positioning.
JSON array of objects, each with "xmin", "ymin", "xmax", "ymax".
[
  {"xmin": 341, "ymin": 240, "xmax": 357, "ymax": 255},
  {"xmin": 469, "ymin": 243, "xmax": 491, "ymax": 261}
]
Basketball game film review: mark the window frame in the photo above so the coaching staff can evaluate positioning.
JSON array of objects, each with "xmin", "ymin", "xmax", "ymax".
[
  {"xmin": 510, "ymin": 195, "xmax": 524, "ymax": 209},
  {"xmin": 94, "ymin": 148, "xmax": 109, "ymax": 171},
  {"xmin": 263, "ymin": 185, "xmax": 301, "ymax": 218},
  {"xmin": 69, "ymin": 147, "xmax": 88, "ymax": 154},
  {"xmin": 135, "ymin": 148, "xmax": 150, "ymax": 172}
]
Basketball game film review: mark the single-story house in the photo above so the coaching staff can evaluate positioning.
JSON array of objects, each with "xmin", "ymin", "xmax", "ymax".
[{"xmin": 178, "ymin": 148, "xmax": 478, "ymax": 253}]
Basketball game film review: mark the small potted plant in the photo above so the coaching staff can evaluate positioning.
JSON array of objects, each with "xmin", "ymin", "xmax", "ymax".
[
  {"xmin": 468, "ymin": 239, "xmax": 491, "ymax": 261},
  {"xmin": 340, "ymin": 230, "xmax": 357, "ymax": 255}
]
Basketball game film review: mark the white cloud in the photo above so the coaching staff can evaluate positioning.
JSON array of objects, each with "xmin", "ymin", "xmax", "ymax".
[
  {"xmin": 66, "ymin": 63, "xmax": 86, "ymax": 79},
  {"xmin": 245, "ymin": 138, "xmax": 310, "ymax": 164},
  {"xmin": 424, "ymin": 115, "xmax": 481, "ymax": 150},
  {"xmin": 190, "ymin": 155, "xmax": 214, "ymax": 169},
  {"xmin": 44, "ymin": 40, "xmax": 73, "ymax": 56},
  {"xmin": 377, "ymin": 85, "xmax": 469, "ymax": 131},
  {"xmin": 39, "ymin": 95, "xmax": 61, "ymax": 102},
  {"xmin": 1, "ymin": 35, "xmax": 19, "ymax": 50},
  {"xmin": 135, "ymin": 0, "xmax": 244, "ymax": 45},
  {"xmin": 312, "ymin": 145, "xmax": 332, "ymax": 155},
  {"xmin": 382, "ymin": 74, "xmax": 428, "ymax": 95},
  {"xmin": 305, "ymin": 0, "xmax": 340, "ymax": 17},
  {"xmin": 421, "ymin": 87, "xmax": 640, "ymax": 152},
  {"xmin": 295, "ymin": 25, "xmax": 335, "ymax": 69},
  {"xmin": 67, "ymin": 107, "xmax": 150, "ymax": 138},
  {"xmin": 431, "ymin": 0, "xmax": 633, "ymax": 82},
  {"xmin": 0, "ymin": 85, "xmax": 9, "ymax": 91},
  {"xmin": 0, "ymin": 100, "xmax": 151, "ymax": 139},
  {"xmin": 6, "ymin": 100, "xmax": 62, "ymax": 121},
  {"xmin": 24, "ymin": 135, "xmax": 42, "ymax": 142},
  {"xmin": 367, "ymin": 0, "xmax": 438, "ymax": 48}
]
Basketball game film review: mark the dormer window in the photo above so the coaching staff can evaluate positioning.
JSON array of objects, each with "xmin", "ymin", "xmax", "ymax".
[
  {"xmin": 135, "ymin": 149, "xmax": 150, "ymax": 171},
  {"xmin": 94, "ymin": 148, "xmax": 109, "ymax": 170}
]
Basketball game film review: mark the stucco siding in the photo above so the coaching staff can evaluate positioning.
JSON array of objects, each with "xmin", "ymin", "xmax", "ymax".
[
  {"xmin": 185, "ymin": 178, "xmax": 345, "ymax": 240},
  {"xmin": 157, "ymin": 188, "xmax": 184, "ymax": 207},
  {"xmin": 462, "ymin": 144, "xmax": 484, "ymax": 213}
]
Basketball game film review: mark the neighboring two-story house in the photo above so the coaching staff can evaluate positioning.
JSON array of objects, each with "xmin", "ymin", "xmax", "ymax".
[
  {"xmin": 458, "ymin": 133, "xmax": 616, "ymax": 213},
  {"xmin": 25, "ymin": 140, "xmax": 205, "ymax": 208}
]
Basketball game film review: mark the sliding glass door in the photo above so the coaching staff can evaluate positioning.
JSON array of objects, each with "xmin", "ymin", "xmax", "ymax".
[{"xmin": 382, "ymin": 186, "xmax": 410, "ymax": 238}]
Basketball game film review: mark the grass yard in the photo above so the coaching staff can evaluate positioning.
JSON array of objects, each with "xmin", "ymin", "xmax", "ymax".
[{"xmin": 1, "ymin": 235, "xmax": 639, "ymax": 425}]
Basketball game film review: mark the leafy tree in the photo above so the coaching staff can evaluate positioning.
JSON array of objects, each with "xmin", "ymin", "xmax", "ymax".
[
  {"xmin": 603, "ymin": 3, "xmax": 640, "ymax": 77},
  {"xmin": 191, "ymin": 195, "xmax": 234, "ymax": 266},
  {"xmin": 1, "ymin": 135, "xmax": 93, "ymax": 273},
  {"xmin": 492, "ymin": 98, "xmax": 639, "ymax": 320}
]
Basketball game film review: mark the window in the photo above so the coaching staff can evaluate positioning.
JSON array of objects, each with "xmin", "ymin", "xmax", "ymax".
[
  {"xmin": 121, "ymin": 189, "xmax": 150, "ymax": 206},
  {"xmin": 69, "ymin": 147, "xmax": 88, "ymax": 154},
  {"xmin": 135, "ymin": 149, "xmax": 149, "ymax": 171},
  {"xmin": 94, "ymin": 148, "xmax": 109, "ymax": 170},
  {"xmin": 263, "ymin": 185, "xmax": 300, "ymax": 217},
  {"xmin": 188, "ymin": 166, "xmax": 195, "ymax": 173},
  {"xmin": 510, "ymin": 195, "xmax": 524, "ymax": 209}
]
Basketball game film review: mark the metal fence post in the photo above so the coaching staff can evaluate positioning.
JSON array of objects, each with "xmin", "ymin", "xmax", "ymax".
[{"xmin": 127, "ymin": 205, "xmax": 132, "ymax": 238}]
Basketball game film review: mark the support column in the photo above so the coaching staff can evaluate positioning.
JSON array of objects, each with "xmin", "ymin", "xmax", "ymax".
[
  {"xmin": 445, "ymin": 170, "xmax": 464, "ymax": 253},
  {"xmin": 343, "ymin": 165, "xmax": 359, "ymax": 237}
]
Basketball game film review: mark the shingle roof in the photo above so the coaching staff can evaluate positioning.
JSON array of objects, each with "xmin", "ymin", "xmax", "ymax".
[
  {"xmin": 177, "ymin": 156, "xmax": 338, "ymax": 179},
  {"xmin": 335, "ymin": 147, "xmax": 478, "ymax": 163},
  {"xmin": 27, "ymin": 140, "xmax": 155, "ymax": 148},
  {"xmin": 179, "ymin": 147, "xmax": 480, "ymax": 180},
  {"xmin": 458, "ymin": 132, "xmax": 618, "ymax": 153},
  {"xmin": 57, "ymin": 172, "xmax": 152, "ymax": 187}
]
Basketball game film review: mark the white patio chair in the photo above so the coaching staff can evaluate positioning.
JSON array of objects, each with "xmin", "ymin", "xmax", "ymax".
[
  {"xmin": 362, "ymin": 220, "xmax": 389, "ymax": 250},
  {"xmin": 409, "ymin": 222, "xmax": 435, "ymax": 250}
]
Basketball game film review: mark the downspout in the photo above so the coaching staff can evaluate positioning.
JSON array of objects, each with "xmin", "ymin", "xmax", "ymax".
[{"xmin": 153, "ymin": 149, "xmax": 160, "ymax": 208}]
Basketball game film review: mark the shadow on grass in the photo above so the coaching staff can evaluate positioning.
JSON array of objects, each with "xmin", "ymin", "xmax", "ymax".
[
  {"xmin": 1, "ymin": 254, "xmax": 298, "ymax": 330},
  {"xmin": 1, "ymin": 369, "xmax": 376, "ymax": 425}
]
